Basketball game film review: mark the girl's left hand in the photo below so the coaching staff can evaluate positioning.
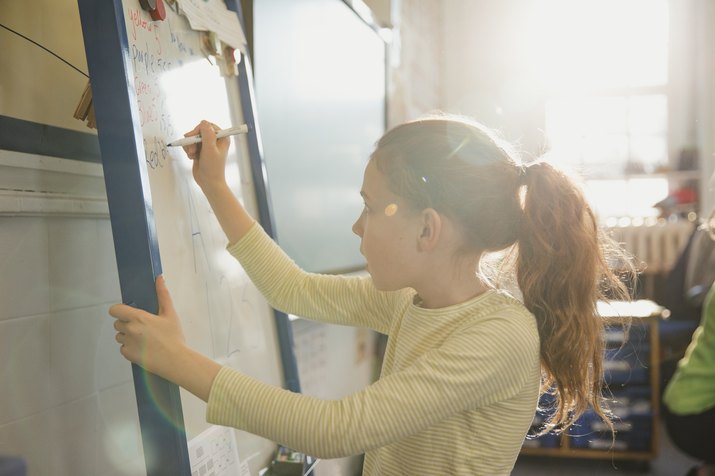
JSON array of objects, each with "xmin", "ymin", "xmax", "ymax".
[{"xmin": 110, "ymin": 275, "xmax": 186, "ymax": 378}]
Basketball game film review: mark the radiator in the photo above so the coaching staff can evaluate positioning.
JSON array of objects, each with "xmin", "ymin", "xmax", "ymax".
[{"xmin": 607, "ymin": 220, "xmax": 694, "ymax": 299}]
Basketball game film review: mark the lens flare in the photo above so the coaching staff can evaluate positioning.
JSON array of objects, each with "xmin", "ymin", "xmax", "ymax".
[
  {"xmin": 137, "ymin": 362, "xmax": 188, "ymax": 432},
  {"xmin": 384, "ymin": 203, "xmax": 398, "ymax": 216}
]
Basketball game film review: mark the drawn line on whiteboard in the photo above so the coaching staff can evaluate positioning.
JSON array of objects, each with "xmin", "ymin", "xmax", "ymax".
[
  {"xmin": 226, "ymin": 276, "xmax": 244, "ymax": 358},
  {"xmin": 185, "ymin": 180, "xmax": 241, "ymax": 358},
  {"xmin": 186, "ymin": 182, "xmax": 204, "ymax": 274}
]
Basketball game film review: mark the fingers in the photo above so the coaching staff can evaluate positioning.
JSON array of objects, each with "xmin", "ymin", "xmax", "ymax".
[
  {"xmin": 109, "ymin": 275, "xmax": 175, "ymax": 332},
  {"xmin": 182, "ymin": 122, "xmax": 209, "ymax": 159},
  {"xmin": 111, "ymin": 307, "xmax": 134, "ymax": 341},
  {"xmin": 155, "ymin": 275, "xmax": 176, "ymax": 316},
  {"xmin": 198, "ymin": 121, "xmax": 220, "ymax": 148},
  {"xmin": 183, "ymin": 120, "xmax": 226, "ymax": 160},
  {"xmin": 109, "ymin": 303, "xmax": 139, "ymax": 322},
  {"xmin": 110, "ymin": 305, "xmax": 139, "ymax": 362},
  {"xmin": 112, "ymin": 311, "xmax": 128, "ymax": 351},
  {"xmin": 199, "ymin": 121, "xmax": 230, "ymax": 148},
  {"xmin": 183, "ymin": 143, "xmax": 200, "ymax": 160},
  {"xmin": 108, "ymin": 276, "xmax": 185, "ymax": 370}
]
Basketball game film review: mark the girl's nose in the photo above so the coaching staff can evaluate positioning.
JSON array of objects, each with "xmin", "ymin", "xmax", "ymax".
[{"xmin": 352, "ymin": 210, "xmax": 365, "ymax": 237}]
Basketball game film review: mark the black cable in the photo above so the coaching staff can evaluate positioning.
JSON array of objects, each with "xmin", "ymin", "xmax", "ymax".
[{"xmin": 0, "ymin": 22, "xmax": 89, "ymax": 78}]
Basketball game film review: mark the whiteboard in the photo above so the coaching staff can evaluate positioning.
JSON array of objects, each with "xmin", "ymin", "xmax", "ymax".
[
  {"xmin": 124, "ymin": 0, "xmax": 283, "ymax": 437},
  {"xmin": 78, "ymin": 1, "xmax": 292, "ymax": 474}
]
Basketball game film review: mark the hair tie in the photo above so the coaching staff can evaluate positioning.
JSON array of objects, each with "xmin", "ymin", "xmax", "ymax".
[
  {"xmin": 518, "ymin": 161, "xmax": 543, "ymax": 184},
  {"xmin": 517, "ymin": 165, "xmax": 528, "ymax": 184}
]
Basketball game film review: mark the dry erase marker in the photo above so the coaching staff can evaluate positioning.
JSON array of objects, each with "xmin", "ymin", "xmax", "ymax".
[{"xmin": 166, "ymin": 124, "xmax": 249, "ymax": 147}]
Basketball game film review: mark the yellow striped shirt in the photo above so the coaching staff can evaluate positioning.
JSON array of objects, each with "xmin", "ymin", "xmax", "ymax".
[{"xmin": 206, "ymin": 223, "xmax": 541, "ymax": 475}]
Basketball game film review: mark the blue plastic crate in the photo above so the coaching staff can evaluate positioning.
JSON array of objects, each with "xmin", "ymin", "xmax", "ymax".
[
  {"xmin": 604, "ymin": 345, "xmax": 650, "ymax": 385},
  {"xmin": 605, "ymin": 386, "xmax": 652, "ymax": 417},
  {"xmin": 569, "ymin": 412, "xmax": 653, "ymax": 452}
]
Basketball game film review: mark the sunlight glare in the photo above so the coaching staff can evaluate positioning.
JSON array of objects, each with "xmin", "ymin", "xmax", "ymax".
[{"xmin": 521, "ymin": 0, "xmax": 668, "ymax": 93}]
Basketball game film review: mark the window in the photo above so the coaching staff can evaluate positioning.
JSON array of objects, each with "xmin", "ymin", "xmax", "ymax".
[
  {"xmin": 522, "ymin": 0, "xmax": 670, "ymax": 220},
  {"xmin": 546, "ymin": 95, "xmax": 667, "ymax": 177}
]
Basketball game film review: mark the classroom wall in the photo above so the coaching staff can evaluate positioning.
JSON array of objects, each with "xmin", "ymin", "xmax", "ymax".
[
  {"xmin": 440, "ymin": 0, "xmax": 546, "ymax": 155},
  {"xmin": 0, "ymin": 153, "xmax": 145, "ymax": 475},
  {"xmin": 0, "ymin": 1, "xmax": 176, "ymax": 474},
  {"xmin": 385, "ymin": 0, "xmax": 444, "ymax": 126},
  {"xmin": 0, "ymin": 1, "xmax": 90, "ymax": 132},
  {"xmin": 0, "ymin": 3, "xmax": 146, "ymax": 475}
]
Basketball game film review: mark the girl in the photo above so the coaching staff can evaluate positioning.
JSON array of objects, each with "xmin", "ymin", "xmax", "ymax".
[{"xmin": 111, "ymin": 115, "xmax": 631, "ymax": 475}]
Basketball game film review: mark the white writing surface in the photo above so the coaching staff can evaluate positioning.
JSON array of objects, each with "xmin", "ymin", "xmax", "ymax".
[{"xmin": 121, "ymin": 2, "xmax": 283, "ymax": 471}]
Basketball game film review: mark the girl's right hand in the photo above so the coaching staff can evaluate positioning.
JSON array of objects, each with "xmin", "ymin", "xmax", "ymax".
[{"xmin": 183, "ymin": 120, "xmax": 231, "ymax": 191}]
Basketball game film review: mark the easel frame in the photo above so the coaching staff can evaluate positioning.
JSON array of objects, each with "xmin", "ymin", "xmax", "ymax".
[{"xmin": 76, "ymin": 1, "xmax": 300, "ymax": 474}]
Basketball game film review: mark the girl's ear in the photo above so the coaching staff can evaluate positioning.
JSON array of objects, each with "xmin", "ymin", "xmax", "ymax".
[{"xmin": 417, "ymin": 208, "xmax": 442, "ymax": 252}]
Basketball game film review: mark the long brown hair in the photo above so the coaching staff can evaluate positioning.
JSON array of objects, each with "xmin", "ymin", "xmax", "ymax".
[{"xmin": 371, "ymin": 114, "xmax": 632, "ymax": 432}]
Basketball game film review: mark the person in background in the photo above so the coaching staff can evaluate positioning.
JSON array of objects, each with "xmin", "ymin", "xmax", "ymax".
[
  {"xmin": 663, "ymin": 220, "xmax": 715, "ymax": 476},
  {"xmin": 109, "ymin": 114, "xmax": 632, "ymax": 475}
]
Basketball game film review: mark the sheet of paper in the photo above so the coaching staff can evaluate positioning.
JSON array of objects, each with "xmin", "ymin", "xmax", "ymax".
[
  {"xmin": 177, "ymin": 0, "xmax": 247, "ymax": 51},
  {"xmin": 189, "ymin": 425, "xmax": 243, "ymax": 475}
]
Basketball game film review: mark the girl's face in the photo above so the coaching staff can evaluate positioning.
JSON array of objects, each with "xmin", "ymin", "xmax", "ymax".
[{"xmin": 352, "ymin": 160, "xmax": 421, "ymax": 290}]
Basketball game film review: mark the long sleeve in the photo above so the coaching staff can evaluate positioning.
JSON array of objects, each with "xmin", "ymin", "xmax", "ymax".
[
  {"xmin": 227, "ymin": 222, "xmax": 410, "ymax": 333},
  {"xmin": 206, "ymin": 296, "xmax": 541, "ymax": 467}
]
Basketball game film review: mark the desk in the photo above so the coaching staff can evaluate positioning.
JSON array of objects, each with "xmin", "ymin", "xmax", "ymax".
[{"xmin": 521, "ymin": 300, "xmax": 666, "ymax": 461}]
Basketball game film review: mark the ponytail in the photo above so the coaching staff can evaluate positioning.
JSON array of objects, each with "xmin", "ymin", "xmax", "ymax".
[
  {"xmin": 517, "ymin": 162, "xmax": 632, "ymax": 433},
  {"xmin": 371, "ymin": 115, "xmax": 634, "ymax": 433}
]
